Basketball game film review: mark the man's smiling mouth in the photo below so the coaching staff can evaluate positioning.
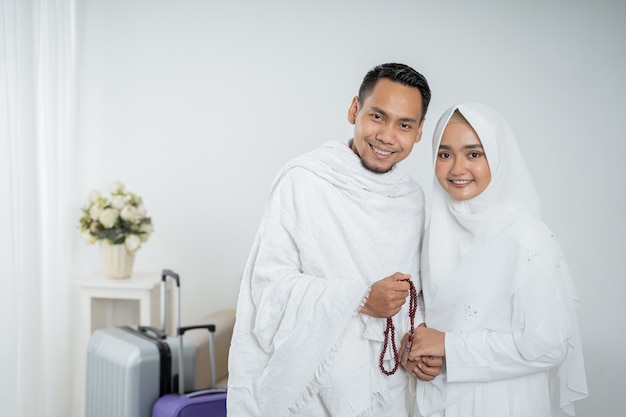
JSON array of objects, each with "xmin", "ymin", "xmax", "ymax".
[{"xmin": 372, "ymin": 145, "xmax": 392, "ymax": 156}]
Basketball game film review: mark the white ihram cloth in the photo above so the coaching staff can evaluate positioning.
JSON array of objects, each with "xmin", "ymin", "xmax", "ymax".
[
  {"xmin": 415, "ymin": 103, "xmax": 588, "ymax": 417},
  {"xmin": 228, "ymin": 140, "xmax": 425, "ymax": 417}
]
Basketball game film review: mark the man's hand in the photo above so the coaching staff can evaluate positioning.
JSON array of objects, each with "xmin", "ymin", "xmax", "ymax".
[
  {"xmin": 400, "ymin": 326, "xmax": 444, "ymax": 381},
  {"xmin": 359, "ymin": 272, "xmax": 410, "ymax": 318}
]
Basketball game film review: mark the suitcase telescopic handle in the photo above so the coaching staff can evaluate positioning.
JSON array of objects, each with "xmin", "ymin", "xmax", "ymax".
[
  {"xmin": 177, "ymin": 324, "xmax": 217, "ymax": 395},
  {"xmin": 160, "ymin": 269, "xmax": 181, "ymax": 335}
]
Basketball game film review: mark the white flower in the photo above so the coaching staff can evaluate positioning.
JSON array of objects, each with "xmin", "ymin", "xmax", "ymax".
[
  {"xmin": 88, "ymin": 190, "xmax": 101, "ymax": 204},
  {"xmin": 80, "ymin": 182, "xmax": 152, "ymax": 248},
  {"xmin": 99, "ymin": 208, "xmax": 119, "ymax": 229},
  {"xmin": 120, "ymin": 204, "xmax": 141, "ymax": 222},
  {"xmin": 89, "ymin": 204, "xmax": 102, "ymax": 221},
  {"xmin": 125, "ymin": 234, "xmax": 141, "ymax": 252},
  {"xmin": 81, "ymin": 229, "xmax": 97, "ymax": 244},
  {"xmin": 111, "ymin": 195, "xmax": 126, "ymax": 210},
  {"xmin": 109, "ymin": 181, "xmax": 125, "ymax": 195},
  {"xmin": 139, "ymin": 222, "xmax": 153, "ymax": 242}
]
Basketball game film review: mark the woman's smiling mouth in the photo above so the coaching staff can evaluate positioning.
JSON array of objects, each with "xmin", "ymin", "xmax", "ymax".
[{"xmin": 451, "ymin": 179, "xmax": 472, "ymax": 185}]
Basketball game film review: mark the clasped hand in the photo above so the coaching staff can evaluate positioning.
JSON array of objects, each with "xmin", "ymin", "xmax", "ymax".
[
  {"xmin": 358, "ymin": 273, "xmax": 445, "ymax": 381},
  {"xmin": 399, "ymin": 325, "xmax": 445, "ymax": 381}
]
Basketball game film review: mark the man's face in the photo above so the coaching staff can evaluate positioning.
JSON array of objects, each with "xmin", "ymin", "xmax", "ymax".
[{"xmin": 348, "ymin": 78, "xmax": 424, "ymax": 173}]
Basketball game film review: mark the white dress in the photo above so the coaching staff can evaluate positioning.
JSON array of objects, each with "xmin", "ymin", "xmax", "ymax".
[{"xmin": 415, "ymin": 103, "xmax": 588, "ymax": 417}]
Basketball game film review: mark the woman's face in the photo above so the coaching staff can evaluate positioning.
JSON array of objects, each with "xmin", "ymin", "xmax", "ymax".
[{"xmin": 435, "ymin": 122, "xmax": 491, "ymax": 201}]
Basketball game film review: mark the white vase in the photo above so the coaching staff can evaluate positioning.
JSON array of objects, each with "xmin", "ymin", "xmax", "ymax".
[{"xmin": 99, "ymin": 240, "xmax": 136, "ymax": 279}]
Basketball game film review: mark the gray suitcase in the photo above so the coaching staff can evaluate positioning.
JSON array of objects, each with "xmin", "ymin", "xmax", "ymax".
[{"xmin": 85, "ymin": 269, "xmax": 195, "ymax": 417}]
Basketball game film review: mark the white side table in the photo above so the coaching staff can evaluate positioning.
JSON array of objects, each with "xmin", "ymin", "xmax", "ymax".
[
  {"xmin": 75, "ymin": 271, "xmax": 173, "ymax": 340},
  {"xmin": 72, "ymin": 271, "xmax": 173, "ymax": 417}
]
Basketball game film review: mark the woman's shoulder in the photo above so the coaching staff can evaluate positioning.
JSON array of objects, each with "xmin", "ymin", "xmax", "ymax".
[
  {"xmin": 503, "ymin": 215, "xmax": 565, "ymax": 267},
  {"xmin": 506, "ymin": 216, "xmax": 555, "ymax": 243}
]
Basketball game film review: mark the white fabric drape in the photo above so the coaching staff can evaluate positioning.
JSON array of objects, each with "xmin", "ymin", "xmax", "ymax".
[
  {"xmin": 228, "ymin": 141, "xmax": 424, "ymax": 416},
  {"xmin": 0, "ymin": 1, "xmax": 77, "ymax": 416}
]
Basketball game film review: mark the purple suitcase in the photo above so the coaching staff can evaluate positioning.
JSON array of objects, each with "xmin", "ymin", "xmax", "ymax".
[{"xmin": 151, "ymin": 324, "xmax": 227, "ymax": 417}]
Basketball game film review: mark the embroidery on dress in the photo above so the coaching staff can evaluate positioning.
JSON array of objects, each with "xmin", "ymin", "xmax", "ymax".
[
  {"xmin": 525, "ymin": 247, "xmax": 539, "ymax": 262},
  {"xmin": 464, "ymin": 301, "xmax": 480, "ymax": 321}
]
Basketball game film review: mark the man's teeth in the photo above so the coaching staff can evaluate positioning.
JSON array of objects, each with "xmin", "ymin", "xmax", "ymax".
[{"xmin": 372, "ymin": 146, "xmax": 392, "ymax": 156}]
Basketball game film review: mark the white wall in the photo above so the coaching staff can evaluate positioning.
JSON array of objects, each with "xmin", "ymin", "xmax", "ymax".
[{"xmin": 73, "ymin": 1, "xmax": 626, "ymax": 415}]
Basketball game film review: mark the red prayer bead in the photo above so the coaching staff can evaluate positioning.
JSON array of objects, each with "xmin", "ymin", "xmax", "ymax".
[{"xmin": 379, "ymin": 279, "xmax": 417, "ymax": 376}]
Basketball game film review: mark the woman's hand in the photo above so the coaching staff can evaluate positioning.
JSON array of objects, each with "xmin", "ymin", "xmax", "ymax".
[
  {"xmin": 400, "ymin": 326, "xmax": 444, "ymax": 381},
  {"xmin": 409, "ymin": 325, "xmax": 446, "ymax": 359}
]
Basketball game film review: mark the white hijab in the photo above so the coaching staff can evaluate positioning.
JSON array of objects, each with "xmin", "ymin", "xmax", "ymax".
[
  {"xmin": 422, "ymin": 103, "xmax": 588, "ymax": 415},
  {"xmin": 427, "ymin": 102, "xmax": 541, "ymax": 280}
]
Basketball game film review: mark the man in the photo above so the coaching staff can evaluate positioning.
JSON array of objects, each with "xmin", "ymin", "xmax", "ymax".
[{"xmin": 228, "ymin": 63, "xmax": 435, "ymax": 416}]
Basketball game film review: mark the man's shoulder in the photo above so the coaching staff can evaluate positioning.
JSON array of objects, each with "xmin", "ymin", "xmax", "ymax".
[
  {"xmin": 272, "ymin": 140, "xmax": 423, "ymax": 199},
  {"xmin": 274, "ymin": 141, "xmax": 349, "ymax": 179}
]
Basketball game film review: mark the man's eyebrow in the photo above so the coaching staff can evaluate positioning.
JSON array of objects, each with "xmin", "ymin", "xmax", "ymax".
[
  {"xmin": 370, "ymin": 106, "xmax": 418, "ymax": 124},
  {"xmin": 370, "ymin": 106, "xmax": 388, "ymax": 116}
]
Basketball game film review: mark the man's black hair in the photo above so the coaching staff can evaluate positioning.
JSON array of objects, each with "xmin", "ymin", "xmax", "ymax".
[{"xmin": 358, "ymin": 63, "xmax": 431, "ymax": 121}]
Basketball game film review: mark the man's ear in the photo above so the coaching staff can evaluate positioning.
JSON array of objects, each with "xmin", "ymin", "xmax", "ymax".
[
  {"xmin": 414, "ymin": 118, "xmax": 425, "ymax": 144},
  {"xmin": 347, "ymin": 96, "xmax": 359, "ymax": 125}
]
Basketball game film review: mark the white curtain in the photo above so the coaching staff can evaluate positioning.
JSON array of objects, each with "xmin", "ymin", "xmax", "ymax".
[{"xmin": 0, "ymin": 0, "xmax": 77, "ymax": 416}]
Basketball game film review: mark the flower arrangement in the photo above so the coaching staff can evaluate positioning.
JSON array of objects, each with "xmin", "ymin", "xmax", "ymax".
[{"xmin": 80, "ymin": 181, "xmax": 153, "ymax": 252}]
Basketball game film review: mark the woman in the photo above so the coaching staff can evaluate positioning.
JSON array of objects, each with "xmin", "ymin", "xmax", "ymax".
[{"xmin": 403, "ymin": 103, "xmax": 588, "ymax": 416}]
